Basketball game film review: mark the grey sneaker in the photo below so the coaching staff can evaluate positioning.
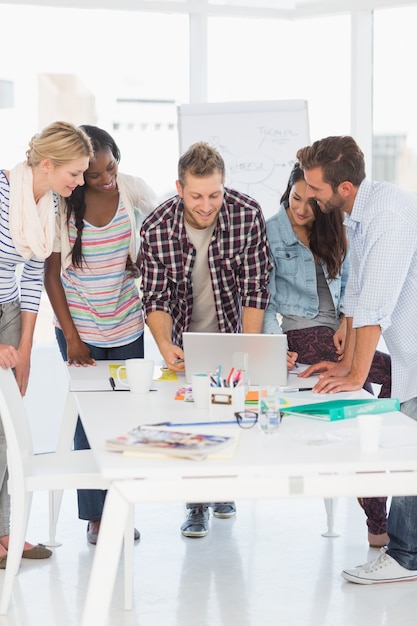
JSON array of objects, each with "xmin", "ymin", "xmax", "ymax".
[
  {"xmin": 212, "ymin": 502, "xmax": 236, "ymax": 518},
  {"xmin": 342, "ymin": 548, "xmax": 417, "ymax": 584},
  {"xmin": 87, "ymin": 521, "xmax": 100, "ymax": 545},
  {"xmin": 87, "ymin": 521, "xmax": 140, "ymax": 545},
  {"xmin": 181, "ymin": 506, "xmax": 209, "ymax": 537}
]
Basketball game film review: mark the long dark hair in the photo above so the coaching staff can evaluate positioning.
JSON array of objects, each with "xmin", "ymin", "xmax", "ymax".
[
  {"xmin": 65, "ymin": 125, "xmax": 121, "ymax": 268},
  {"xmin": 280, "ymin": 162, "xmax": 347, "ymax": 279}
]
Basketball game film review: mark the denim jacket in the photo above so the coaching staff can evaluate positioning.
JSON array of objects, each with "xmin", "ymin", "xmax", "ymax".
[{"xmin": 262, "ymin": 204, "xmax": 349, "ymax": 334}]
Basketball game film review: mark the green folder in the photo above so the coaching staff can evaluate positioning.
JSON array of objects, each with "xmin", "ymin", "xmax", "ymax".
[{"xmin": 282, "ymin": 398, "xmax": 400, "ymax": 421}]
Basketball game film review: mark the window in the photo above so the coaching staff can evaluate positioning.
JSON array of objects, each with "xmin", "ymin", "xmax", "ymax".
[
  {"xmin": 0, "ymin": 5, "xmax": 189, "ymax": 199},
  {"xmin": 374, "ymin": 6, "xmax": 417, "ymax": 191},
  {"xmin": 208, "ymin": 14, "xmax": 351, "ymax": 141}
]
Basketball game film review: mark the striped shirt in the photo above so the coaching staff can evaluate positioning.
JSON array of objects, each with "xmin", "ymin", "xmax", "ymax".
[
  {"xmin": 0, "ymin": 169, "xmax": 49, "ymax": 313},
  {"xmin": 57, "ymin": 199, "xmax": 143, "ymax": 347},
  {"xmin": 140, "ymin": 187, "xmax": 271, "ymax": 347},
  {"xmin": 344, "ymin": 178, "xmax": 417, "ymax": 402}
]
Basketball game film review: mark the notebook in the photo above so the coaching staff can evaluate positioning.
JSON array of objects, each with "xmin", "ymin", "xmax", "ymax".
[
  {"xmin": 282, "ymin": 398, "xmax": 401, "ymax": 421},
  {"xmin": 283, "ymin": 363, "xmax": 320, "ymax": 391},
  {"xmin": 182, "ymin": 332, "xmax": 288, "ymax": 386}
]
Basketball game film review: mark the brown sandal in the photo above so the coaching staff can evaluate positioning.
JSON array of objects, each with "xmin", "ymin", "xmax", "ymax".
[{"xmin": 22, "ymin": 543, "xmax": 53, "ymax": 559}]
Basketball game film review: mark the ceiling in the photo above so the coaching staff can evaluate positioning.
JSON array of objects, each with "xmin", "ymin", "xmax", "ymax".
[{"xmin": 0, "ymin": 0, "xmax": 416, "ymax": 19}]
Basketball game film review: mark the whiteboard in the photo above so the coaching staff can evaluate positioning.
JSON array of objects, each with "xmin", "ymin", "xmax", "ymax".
[{"xmin": 178, "ymin": 100, "xmax": 310, "ymax": 220}]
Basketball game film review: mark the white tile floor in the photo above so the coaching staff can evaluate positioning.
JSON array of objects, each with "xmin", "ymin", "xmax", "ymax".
[
  {"xmin": 3, "ymin": 492, "xmax": 417, "ymax": 626},
  {"xmin": 2, "ymin": 302, "xmax": 414, "ymax": 626}
]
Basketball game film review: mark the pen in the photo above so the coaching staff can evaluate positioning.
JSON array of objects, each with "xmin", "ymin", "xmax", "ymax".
[
  {"xmin": 172, "ymin": 359, "xmax": 184, "ymax": 364},
  {"xmin": 216, "ymin": 365, "xmax": 222, "ymax": 387},
  {"xmin": 233, "ymin": 370, "xmax": 242, "ymax": 387},
  {"xmin": 226, "ymin": 367, "xmax": 234, "ymax": 387},
  {"xmin": 145, "ymin": 420, "xmax": 252, "ymax": 427},
  {"xmin": 208, "ymin": 373, "xmax": 218, "ymax": 386},
  {"xmin": 288, "ymin": 351, "xmax": 299, "ymax": 369},
  {"xmin": 109, "ymin": 376, "xmax": 157, "ymax": 392}
]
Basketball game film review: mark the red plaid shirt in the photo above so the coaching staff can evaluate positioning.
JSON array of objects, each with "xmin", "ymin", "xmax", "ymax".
[{"xmin": 140, "ymin": 188, "xmax": 271, "ymax": 347}]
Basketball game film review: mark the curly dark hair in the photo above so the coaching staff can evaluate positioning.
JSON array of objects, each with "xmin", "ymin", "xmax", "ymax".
[{"xmin": 65, "ymin": 125, "xmax": 121, "ymax": 267}]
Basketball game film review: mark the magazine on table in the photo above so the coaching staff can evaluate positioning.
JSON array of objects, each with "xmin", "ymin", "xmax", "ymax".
[{"xmin": 106, "ymin": 426, "xmax": 236, "ymax": 460}]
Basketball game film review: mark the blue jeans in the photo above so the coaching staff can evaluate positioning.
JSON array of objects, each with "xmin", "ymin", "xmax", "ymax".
[
  {"xmin": 386, "ymin": 396, "xmax": 417, "ymax": 569},
  {"xmin": 55, "ymin": 328, "xmax": 144, "ymax": 521}
]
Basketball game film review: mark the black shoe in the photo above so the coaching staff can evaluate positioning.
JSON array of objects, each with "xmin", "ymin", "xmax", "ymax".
[
  {"xmin": 212, "ymin": 502, "xmax": 236, "ymax": 518},
  {"xmin": 180, "ymin": 506, "xmax": 209, "ymax": 537}
]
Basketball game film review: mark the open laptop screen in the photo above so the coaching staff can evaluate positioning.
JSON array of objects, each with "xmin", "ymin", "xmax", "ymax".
[{"xmin": 182, "ymin": 332, "xmax": 288, "ymax": 386}]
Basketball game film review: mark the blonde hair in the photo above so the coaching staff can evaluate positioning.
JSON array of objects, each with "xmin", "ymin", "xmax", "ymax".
[
  {"xmin": 26, "ymin": 121, "xmax": 94, "ymax": 167},
  {"xmin": 178, "ymin": 141, "xmax": 225, "ymax": 187}
]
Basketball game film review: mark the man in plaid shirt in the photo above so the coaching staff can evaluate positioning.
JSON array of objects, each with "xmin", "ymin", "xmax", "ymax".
[{"xmin": 140, "ymin": 141, "xmax": 271, "ymax": 538}]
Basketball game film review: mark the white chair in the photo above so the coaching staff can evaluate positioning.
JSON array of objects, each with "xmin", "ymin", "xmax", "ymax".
[{"xmin": 0, "ymin": 366, "xmax": 133, "ymax": 614}]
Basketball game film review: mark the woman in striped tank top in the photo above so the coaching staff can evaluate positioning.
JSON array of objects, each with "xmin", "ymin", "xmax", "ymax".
[{"xmin": 44, "ymin": 126, "xmax": 157, "ymax": 545}]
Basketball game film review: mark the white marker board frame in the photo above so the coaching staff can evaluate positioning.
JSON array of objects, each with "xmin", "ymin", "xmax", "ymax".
[{"xmin": 178, "ymin": 99, "xmax": 310, "ymax": 220}]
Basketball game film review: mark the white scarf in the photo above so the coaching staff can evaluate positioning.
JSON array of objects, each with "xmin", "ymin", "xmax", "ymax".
[{"xmin": 9, "ymin": 162, "xmax": 55, "ymax": 260}]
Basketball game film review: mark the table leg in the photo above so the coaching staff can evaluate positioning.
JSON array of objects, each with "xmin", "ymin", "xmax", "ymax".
[
  {"xmin": 321, "ymin": 497, "xmax": 340, "ymax": 537},
  {"xmin": 81, "ymin": 483, "xmax": 128, "ymax": 626},
  {"xmin": 124, "ymin": 503, "xmax": 135, "ymax": 610}
]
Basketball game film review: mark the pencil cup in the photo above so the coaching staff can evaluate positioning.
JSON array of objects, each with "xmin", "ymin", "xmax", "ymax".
[
  {"xmin": 116, "ymin": 359, "xmax": 155, "ymax": 394},
  {"xmin": 191, "ymin": 374, "xmax": 210, "ymax": 409},
  {"xmin": 208, "ymin": 385, "xmax": 245, "ymax": 421},
  {"xmin": 357, "ymin": 414, "xmax": 383, "ymax": 452},
  {"xmin": 258, "ymin": 386, "xmax": 281, "ymax": 434}
]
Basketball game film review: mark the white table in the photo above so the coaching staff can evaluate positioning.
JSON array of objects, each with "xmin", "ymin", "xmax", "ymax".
[{"xmin": 66, "ymin": 362, "xmax": 417, "ymax": 626}]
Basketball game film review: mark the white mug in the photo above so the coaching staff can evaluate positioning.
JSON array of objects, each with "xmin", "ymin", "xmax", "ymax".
[
  {"xmin": 357, "ymin": 414, "xmax": 383, "ymax": 452},
  {"xmin": 117, "ymin": 359, "xmax": 155, "ymax": 394}
]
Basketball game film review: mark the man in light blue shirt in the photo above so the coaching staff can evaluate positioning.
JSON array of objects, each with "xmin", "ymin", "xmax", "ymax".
[{"xmin": 297, "ymin": 135, "xmax": 417, "ymax": 585}]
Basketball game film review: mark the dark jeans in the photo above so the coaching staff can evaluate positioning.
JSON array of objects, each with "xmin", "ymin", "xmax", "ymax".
[
  {"xmin": 55, "ymin": 327, "xmax": 144, "ymax": 521},
  {"xmin": 287, "ymin": 325, "xmax": 392, "ymax": 535},
  {"xmin": 386, "ymin": 397, "xmax": 417, "ymax": 569}
]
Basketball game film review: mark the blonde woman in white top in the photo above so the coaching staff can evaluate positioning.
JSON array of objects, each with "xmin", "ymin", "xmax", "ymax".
[{"xmin": 0, "ymin": 121, "xmax": 93, "ymax": 567}]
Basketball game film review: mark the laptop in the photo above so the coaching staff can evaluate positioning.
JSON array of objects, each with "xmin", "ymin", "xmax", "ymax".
[{"xmin": 182, "ymin": 332, "xmax": 289, "ymax": 386}]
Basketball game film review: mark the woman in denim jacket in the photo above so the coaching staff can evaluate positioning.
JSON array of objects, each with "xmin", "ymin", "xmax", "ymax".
[{"xmin": 263, "ymin": 162, "xmax": 391, "ymax": 548}]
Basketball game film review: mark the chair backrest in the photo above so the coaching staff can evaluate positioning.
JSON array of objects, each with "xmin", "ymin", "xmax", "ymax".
[{"xmin": 0, "ymin": 367, "xmax": 34, "ymax": 463}]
